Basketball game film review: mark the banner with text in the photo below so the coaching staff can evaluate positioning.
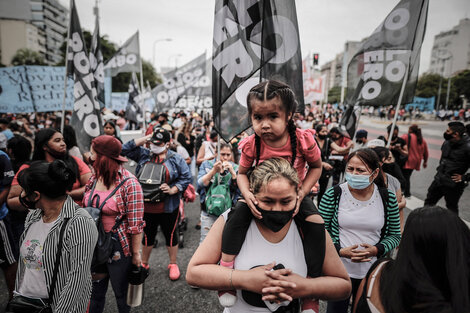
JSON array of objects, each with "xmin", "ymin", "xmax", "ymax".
[
  {"xmin": 104, "ymin": 31, "xmax": 140, "ymax": 77},
  {"xmin": 151, "ymin": 52, "xmax": 209, "ymax": 112},
  {"xmin": 345, "ymin": 0, "xmax": 429, "ymax": 107},
  {"xmin": 66, "ymin": 0, "xmax": 103, "ymax": 152},
  {"xmin": 0, "ymin": 66, "xmax": 73, "ymax": 113},
  {"xmin": 405, "ymin": 96, "xmax": 434, "ymax": 112},
  {"xmin": 212, "ymin": 0, "xmax": 304, "ymax": 141}
]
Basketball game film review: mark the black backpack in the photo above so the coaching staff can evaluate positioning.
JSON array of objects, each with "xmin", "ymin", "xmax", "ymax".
[
  {"xmin": 137, "ymin": 157, "xmax": 168, "ymax": 203},
  {"xmin": 83, "ymin": 178, "xmax": 130, "ymax": 267}
]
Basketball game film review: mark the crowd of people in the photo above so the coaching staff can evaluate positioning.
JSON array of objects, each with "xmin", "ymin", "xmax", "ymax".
[{"xmin": 0, "ymin": 79, "xmax": 469, "ymax": 312}]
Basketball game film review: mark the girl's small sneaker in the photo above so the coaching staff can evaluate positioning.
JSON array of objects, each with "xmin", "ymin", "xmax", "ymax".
[{"xmin": 301, "ymin": 298, "xmax": 319, "ymax": 313}]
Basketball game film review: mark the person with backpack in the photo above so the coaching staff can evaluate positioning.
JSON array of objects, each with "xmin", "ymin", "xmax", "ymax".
[
  {"xmin": 319, "ymin": 148, "xmax": 401, "ymax": 313},
  {"xmin": 197, "ymin": 143, "xmax": 239, "ymax": 243},
  {"xmin": 83, "ymin": 135, "xmax": 145, "ymax": 313},
  {"xmin": 122, "ymin": 128, "xmax": 192, "ymax": 281}
]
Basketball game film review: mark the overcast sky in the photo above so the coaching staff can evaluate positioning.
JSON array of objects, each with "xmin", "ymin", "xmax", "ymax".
[{"xmin": 61, "ymin": 0, "xmax": 469, "ymax": 74}]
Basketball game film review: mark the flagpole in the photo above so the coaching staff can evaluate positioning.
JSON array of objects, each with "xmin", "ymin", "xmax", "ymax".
[
  {"xmin": 386, "ymin": 64, "xmax": 410, "ymax": 148},
  {"xmin": 60, "ymin": 0, "xmax": 72, "ymax": 133},
  {"xmin": 137, "ymin": 31, "xmax": 147, "ymax": 132}
]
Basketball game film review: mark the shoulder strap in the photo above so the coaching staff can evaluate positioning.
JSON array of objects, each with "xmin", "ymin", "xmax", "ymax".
[
  {"xmin": 98, "ymin": 177, "xmax": 131, "ymax": 210},
  {"xmin": 87, "ymin": 180, "xmax": 98, "ymax": 207},
  {"xmin": 367, "ymin": 261, "xmax": 389, "ymax": 299},
  {"xmin": 333, "ymin": 184, "xmax": 342, "ymax": 200},
  {"xmin": 49, "ymin": 217, "xmax": 70, "ymax": 301}
]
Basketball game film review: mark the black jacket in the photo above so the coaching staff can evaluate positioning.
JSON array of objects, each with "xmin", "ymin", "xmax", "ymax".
[{"xmin": 435, "ymin": 135, "xmax": 470, "ymax": 188}]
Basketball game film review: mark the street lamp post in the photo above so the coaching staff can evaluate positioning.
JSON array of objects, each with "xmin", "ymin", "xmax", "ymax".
[
  {"xmin": 434, "ymin": 49, "xmax": 453, "ymax": 110},
  {"xmin": 152, "ymin": 38, "xmax": 172, "ymax": 70}
]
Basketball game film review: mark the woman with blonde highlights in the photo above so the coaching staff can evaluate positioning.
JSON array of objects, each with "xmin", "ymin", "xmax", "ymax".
[{"xmin": 187, "ymin": 158, "xmax": 350, "ymax": 312}]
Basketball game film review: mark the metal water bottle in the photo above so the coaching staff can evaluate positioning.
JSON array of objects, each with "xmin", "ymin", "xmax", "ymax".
[{"xmin": 127, "ymin": 265, "xmax": 145, "ymax": 307}]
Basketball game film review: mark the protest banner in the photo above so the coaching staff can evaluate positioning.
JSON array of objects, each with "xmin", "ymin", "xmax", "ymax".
[
  {"xmin": 151, "ymin": 52, "xmax": 209, "ymax": 112},
  {"xmin": 212, "ymin": 0, "xmax": 304, "ymax": 141},
  {"xmin": 66, "ymin": 0, "xmax": 103, "ymax": 152},
  {"xmin": 0, "ymin": 66, "xmax": 73, "ymax": 113}
]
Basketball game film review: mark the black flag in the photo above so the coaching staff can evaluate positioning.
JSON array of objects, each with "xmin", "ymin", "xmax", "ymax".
[
  {"xmin": 125, "ymin": 72, "xmax": 142, "ymax": 126},
  {"xmin": 345, "ymin": 0, "xmax": 429, "ymax": 107},
  {"xmin": 90, "ymin": 15, "xmax": 105, "ymax": 108},
  {"xmin": 212, "ymin": 0, "xmax": 304, "ymax": 141},
  {"xmin": 104, "ymin": 31, "xmax": 140, "ymax": 77},
  {"xmin": 67, "ymin": 0, "xmax": 103, "ymax": 152},
  {"xmin": 339, "ymin": 105, "xmax": 362, "ymax": 139}
]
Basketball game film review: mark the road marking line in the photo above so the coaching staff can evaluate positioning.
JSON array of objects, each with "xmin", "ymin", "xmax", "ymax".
[{"xmin": 406, "ymin": 196, "xmax": 470, "ymax": 227}]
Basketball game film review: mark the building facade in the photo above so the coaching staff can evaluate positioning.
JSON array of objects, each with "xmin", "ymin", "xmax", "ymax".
[
  {"xmin": 429, "ymin": 18, "xmax": 470, "ymax": 78},
  {"xmin": 0, "ymin": 0, "xmax": 67, "ymax": 66}
]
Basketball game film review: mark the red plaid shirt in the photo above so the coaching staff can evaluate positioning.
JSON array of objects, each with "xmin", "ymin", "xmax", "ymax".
[{"xmin": 83, "ymin": 167, "xmax": 145, "ymax": 257}]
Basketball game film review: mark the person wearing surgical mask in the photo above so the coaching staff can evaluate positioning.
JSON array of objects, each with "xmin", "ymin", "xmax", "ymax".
[
  {"xmin": 187, "ymin": 158, "xmax": 351, "ymax": 312},
  {"xmin": 319, "ymin": 149, "xmax": 401, "ymax": 313},
  {"xmin": 122, "ymin": 128, "xmax": 192, "ymax": 281}
]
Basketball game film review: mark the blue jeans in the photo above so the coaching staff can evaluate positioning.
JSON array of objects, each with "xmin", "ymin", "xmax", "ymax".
[
  {"xmin": 89, "ymin": 235, "xmax": 132, "ymax": 313},
  {"xmin": 199, "ymin": 210, "xmax": 218, "ymax": 244}
]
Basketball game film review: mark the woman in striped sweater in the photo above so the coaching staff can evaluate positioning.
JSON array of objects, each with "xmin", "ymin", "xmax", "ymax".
[
  {"xmin": 13, "ymin": 160, "xmax": 98, "ymax": 313},
  {"xmin": 319, "ymin": 149, "xmax": 401, "ymax": 313}
]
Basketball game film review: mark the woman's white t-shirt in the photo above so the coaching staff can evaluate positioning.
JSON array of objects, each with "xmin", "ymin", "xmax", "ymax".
[
  {"xmin": 338, "ymin": 183, "xmax": 384, "ymax": 279},
  {"xmin": 222, "ymin": 210, "xmax": 307, "ymax": 313},
  {"xmin": 18, "ymin": 218, "xmax": 57, "ymax": 298}
]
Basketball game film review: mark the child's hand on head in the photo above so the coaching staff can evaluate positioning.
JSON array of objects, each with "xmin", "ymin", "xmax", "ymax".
[{"xmin": 243, "ymin": 190, "xmax": 261, "ymax": 219}]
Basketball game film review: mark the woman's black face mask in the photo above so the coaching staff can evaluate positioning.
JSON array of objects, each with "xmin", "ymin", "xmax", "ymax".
[
  {"xmin": 19, "ymin": 193, "xmax": 38, "ymax": 210},
  {"xmin": 255, "ymin": 202, "xmax": 296, "ymax": 232}
]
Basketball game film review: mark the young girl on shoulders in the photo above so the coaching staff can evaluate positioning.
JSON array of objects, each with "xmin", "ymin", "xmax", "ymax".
[{"xmin": 219, "ymin": 80, "xmax": 323, "ymax": 312}]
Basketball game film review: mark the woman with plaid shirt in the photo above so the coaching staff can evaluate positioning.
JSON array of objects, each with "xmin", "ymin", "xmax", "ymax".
[{"xmin": 83, "ymin": 135, "xmax": 145, "ymax": 313}]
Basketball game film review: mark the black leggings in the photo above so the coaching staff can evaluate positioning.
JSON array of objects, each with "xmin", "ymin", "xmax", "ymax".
[
  {"xmin": 222, "ymin": 197, "xmax": 325, "ymax": 278},
  {"xmin": 143, "ymin": 211, "xmax": 179, "ymax": 247}
]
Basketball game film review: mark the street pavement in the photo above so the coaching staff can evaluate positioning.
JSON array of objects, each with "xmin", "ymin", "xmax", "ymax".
[{"xmin": 1, "ymin": 118, "xmax": 469, "ymax": 312}]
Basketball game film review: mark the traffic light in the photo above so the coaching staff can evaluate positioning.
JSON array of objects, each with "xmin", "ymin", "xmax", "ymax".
[{"xmin": 313, "ymin": 53, "xmax": 319, "ymax": 66}]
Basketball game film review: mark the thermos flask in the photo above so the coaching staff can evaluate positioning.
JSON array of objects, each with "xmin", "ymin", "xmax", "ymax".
[{"xmin": 127, "ymin": 264, "xmax": 147, "ymax": 307}]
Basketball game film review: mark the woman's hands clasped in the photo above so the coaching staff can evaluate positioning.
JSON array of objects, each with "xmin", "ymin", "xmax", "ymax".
[
  {"xmin": 244, "ymin": 262, "xmax": 299, "ymax": 304},
  {"xmin": 339, "ymin": 244, "xmax": 378, "ymax": 263}
]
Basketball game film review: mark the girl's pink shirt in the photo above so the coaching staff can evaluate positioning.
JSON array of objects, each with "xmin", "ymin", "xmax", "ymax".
[{"xmin": 239, "ymin": 128, "xmax": 321, "ymax": 181}]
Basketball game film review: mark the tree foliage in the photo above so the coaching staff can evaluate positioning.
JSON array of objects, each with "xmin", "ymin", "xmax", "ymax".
[
  {"xmin": 11, "ymin": 48, "xmax": 47, "ymax": 66},
  {"xmin": 328, "ymin": 86, "xmax": 341, "ymax": 104},
  {"xmin": 57, "ymin": 30, "xmax": 160, "ymax": 92},
  {"xmin": 415, "ymin": 71, "xmax": 469, "ymax": 109}
]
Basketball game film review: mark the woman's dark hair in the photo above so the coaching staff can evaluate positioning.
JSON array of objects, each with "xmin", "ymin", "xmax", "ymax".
[
  {"xmin": 315, "ymin": 123, "xmax": 326, "ymax": 133},
  {"xmin": 329, "ymin": 127, "xmax": 343, "ymax": 137},
  {"xmin": 409, "ymin": 124, "xmax": 423, "ymax": 145},
  {"xmin": 7, "ymin": 135, "xmax": 32, "ymax": 172},
  {"xmin": 63, "ymin": 125, "xmax": 78, "ymax": 149},
  {"xmin": 104, "ymin": 121, "xmax": 117, "ymax": 135},
  {"xmin": 32, "ymin": 128, "xmax": 79, "ymax": 181},
  {"xmin": 347, "ymin": 148, "xmax": 386, "ymax": 188},
  {"xmin": 18, "ymin": 160, "xmax": 76, "ymax": 198},
  {"xmin": 371, "ymin": 146, "xmax": 390, "ymax": 163},
  {"xmin": 380, "ymin": 206, "xmax": 470, "ymax": 313},
  {"xmin": 247, "ymin": 80, "xmax": 297, "ymax": 166}
]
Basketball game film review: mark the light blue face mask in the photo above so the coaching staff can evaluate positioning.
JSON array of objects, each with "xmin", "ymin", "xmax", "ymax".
[{"xmin": 345, "ymin": 172, "xmax": 373, "ymax": 190}]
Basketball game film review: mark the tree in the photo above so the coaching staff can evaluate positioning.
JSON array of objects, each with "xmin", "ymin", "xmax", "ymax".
[
  {"xmin": 452, "ymin": 70, "xmax": 470, "ymax": 106},
  {"xmin": 415, "ymin": 73, "xmax": 461, "ymax": 109},
  {"xmin": 11, "ymin": 48, "xmax": 47, "ymax": 66},
  {"xmin": 58, "ymin": 30, "xmax": 161, "ymax": 92},
  {"xmin": 328, "ymin": 86, "xmax": 341, "ymax": 104}
]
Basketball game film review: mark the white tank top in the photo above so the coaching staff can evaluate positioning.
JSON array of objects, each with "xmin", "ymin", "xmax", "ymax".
[{"xmin": 222, "ymin": 210, "xmax": 307, "ymax": 313}]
